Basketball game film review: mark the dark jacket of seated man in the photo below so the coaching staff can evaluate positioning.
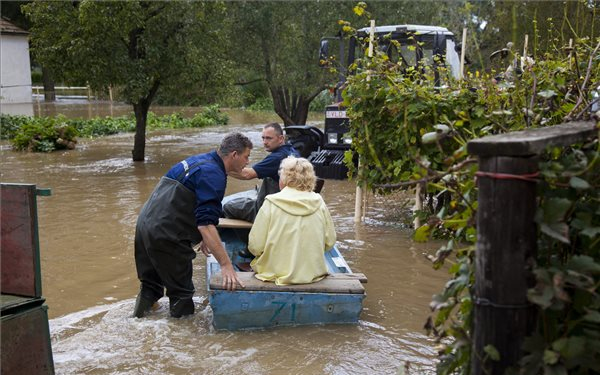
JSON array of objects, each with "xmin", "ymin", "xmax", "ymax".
[{"xmin": 224, "ymin": 122, "xmax": 299, "ymax": 222}]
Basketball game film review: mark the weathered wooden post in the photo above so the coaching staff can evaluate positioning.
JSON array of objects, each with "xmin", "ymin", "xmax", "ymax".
[{"xmin": 467, "ymin": 121, "xmax": 597, "ymax": 375}]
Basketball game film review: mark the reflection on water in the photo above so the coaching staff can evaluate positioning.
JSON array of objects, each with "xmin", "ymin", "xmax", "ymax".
[{"xmin": 1, "ymin": 106, "xmax": 448, "ymax": 374}]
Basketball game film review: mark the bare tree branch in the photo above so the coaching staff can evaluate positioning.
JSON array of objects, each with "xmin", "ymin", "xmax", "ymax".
[{"xmin": 374, "ymin": 158, "xmax": 478, "ymax": 189}]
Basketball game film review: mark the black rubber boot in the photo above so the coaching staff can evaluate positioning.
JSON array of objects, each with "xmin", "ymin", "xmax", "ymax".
[
  {"xmin": 169, "ymin": 297, "xmax": 195, "ymax": 318},
  {"xmin": 133, "ymin": 293, "xmax": 157, "ymax": 318}
]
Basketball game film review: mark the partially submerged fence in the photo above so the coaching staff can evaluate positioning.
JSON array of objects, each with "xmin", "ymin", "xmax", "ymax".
[
  {"xmin": 32, "ymin": 86, "xmax": 115, "ymax": 101},
  {"xmin": 467, "ymin": 121, "xmax": 598, "ymax": 375}
]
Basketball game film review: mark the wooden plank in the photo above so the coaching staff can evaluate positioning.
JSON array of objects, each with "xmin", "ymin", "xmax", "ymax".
[
  {"xmin": 334, "ymin": 272, "xmax": 368, "ymax": 283},
  {"xmin": 218, "ymin": 218, "xmax": 253, "ymax": 229},
  {"xmin": 210, "ymin": 272, "xmax": 365, "ymax": 294},
  {"xmin": 467, "ymin": 121, "xmax": 597, "ymax": 157}
]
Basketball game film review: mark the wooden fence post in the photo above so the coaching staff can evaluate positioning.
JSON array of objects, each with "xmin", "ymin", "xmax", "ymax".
[
  {"xmin": 471, "ymin": 155, "xmax": 537, "ymax": 374},
  {"xmin": 467, "ymin": 121, "xmax": 597, "ymax": 374}
]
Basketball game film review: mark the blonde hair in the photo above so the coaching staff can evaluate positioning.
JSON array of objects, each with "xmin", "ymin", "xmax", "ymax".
[{"xmin": 279, "ymin": 156, "xmax": 316, "ymax": 192}]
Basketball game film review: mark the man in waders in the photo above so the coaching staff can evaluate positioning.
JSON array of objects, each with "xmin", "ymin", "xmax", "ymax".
[
  {"xmin": 133, "ymin": 132, "xmax": 253, "ymax": 318},
  {"xmin": 223, "ymin": 123, "xmax": 299, "ymax": 222}
]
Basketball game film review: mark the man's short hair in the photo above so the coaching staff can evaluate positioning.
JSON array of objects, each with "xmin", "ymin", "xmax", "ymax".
[
  {"xmin": 264, "ymin": 122, "xmax": 283, "ymax": 136},
  {"xmin": 219, "ymin": 132, "xmax": 253, "ymax": 156}
]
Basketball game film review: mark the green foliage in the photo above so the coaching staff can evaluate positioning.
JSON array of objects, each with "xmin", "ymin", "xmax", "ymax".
[
  {"xmin": 30, "ymin": 68, "xmax": 43, "ymax": 85},
  {"xmin": 0, "ymin": 114, "xmax": 31, "ymax": 140},
  {"xmin": 7, "ymin": 115, "xmax": 78, "ymax": 152},
  {"xmin": 518, "ymin": 143, "xmax": 600, "ymax": 375},
  {"xmin": 197, "ymin": 104, "xmax": 229, "ymax": 126},
  {"xmin": 22, "ymin": 1, "xmax": 230, "ymax": 160},
  {"xmin": 247, "ymin": 97, "xmax": 275, "ymax": 112},
  {"xmin": 226, "ymin": 1, "xmax": 360, "ymax": 124},
  {"xmin": 340, "ymin": 4, "xmax": 599, "ymax": 373},
  {"xmin": 309, "ymin": 90, "xmax": 335, "ymax": 113},
  {"xmin": 145, "ymin": 106, "xmax": 228, "ymax": 129},
  {"xmin": 1, "ymin": 107, "xmax": 228, "ymax": 152},
  {"xmin": 69, "ymin": 116, "xmax": 136, "ymax": 138}
]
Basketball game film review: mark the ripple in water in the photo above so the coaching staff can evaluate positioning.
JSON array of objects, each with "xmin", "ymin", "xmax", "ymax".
[{"xmin": 50, "ymin": 297, "xmax": 438, "ymax": 375}]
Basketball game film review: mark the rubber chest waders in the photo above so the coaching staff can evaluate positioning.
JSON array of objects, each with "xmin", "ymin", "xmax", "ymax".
[{"xmin": 134, "ymin": 159, "xmax": 215, "ymax": 301}]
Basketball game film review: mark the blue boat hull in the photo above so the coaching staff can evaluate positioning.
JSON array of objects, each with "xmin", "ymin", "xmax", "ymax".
[
  {"xmin": 207, "ymin": 223, "xmax": 365, "ymax": 330},
  {"xmin": 209, "ymin": 287, "xmax": 364, "ymax": 330}
]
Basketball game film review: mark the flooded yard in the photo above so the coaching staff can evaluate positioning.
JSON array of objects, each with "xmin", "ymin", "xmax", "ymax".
[{"xmin": 1, "ymin": 102, "xmax": 449, "ymax": 374}]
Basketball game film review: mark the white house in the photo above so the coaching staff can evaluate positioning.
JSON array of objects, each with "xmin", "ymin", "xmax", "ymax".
[{"xmin": 1, "ymin": 18, "xmax": 32, "ymax": 104}]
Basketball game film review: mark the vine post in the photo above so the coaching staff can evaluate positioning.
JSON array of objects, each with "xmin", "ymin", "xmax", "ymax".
[
  {"xmin": 470, "ymin": 153, "xmax": 538, "ymax": 375},
  {"xmin": 354, "ymin": 19, "xmax": 376, "ymax": 223},
  {"xmin": 467, "ymin": 121, "xmax": 598, "ymax": 375}
]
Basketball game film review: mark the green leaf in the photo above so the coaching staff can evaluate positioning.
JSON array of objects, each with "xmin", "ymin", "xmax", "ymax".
[
  {"xmin": 580, "ymin": 226, "xmax": 600, "ymax": 238},
  {"xmin": 543, "ymin": 198, "xmax": 572, "ymax": 223},
  {"xmin": 484, "ymin": 345, "xmax": 500, "ymax": 361},
  {"xmin": 569, "ymin": 176, "xmax": 590, "ymax": 190},
  {"xmin": 528, "ymin": 285, "xmax": 554, "ymax": 308},
  {"xmin": 543, "ymin": 349, "xmax": 559, "ymax": 365},
  {"xmin": 540, "ymin": 222, "xmax": 570, "ymax": 244},
  {"xmin": 567, "ymin": 255, "xmax": 600, "ymax": 274},
  {"xmin": 583, "ymin": 310, "xmax": 600, "ymax": 323},
  {"xmin": 414, "ymin": 224, "xmax": 431, "ymax": 242},
  {"xmin": 538, "ymin": 90, "xmax": 557, "ymax": 99},
  {"xmin": 543, "ymin": 364, "xmax": 567, "ymax": 375},
  {"xmin": 556, "ymin": 336, "xmax": 586, "ymax": 359}
]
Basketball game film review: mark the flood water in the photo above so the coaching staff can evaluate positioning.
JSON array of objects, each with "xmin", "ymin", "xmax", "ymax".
[{"xmin": 1, "ymin": 102, "xmax": 450, "ymax": 374}]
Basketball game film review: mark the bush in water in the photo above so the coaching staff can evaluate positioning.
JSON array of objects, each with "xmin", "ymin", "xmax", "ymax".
[
  {"xmin": 0, "ymin": 106, "xmax": 229, "ymax": 152},
  {"xmin": 9, "ymin": 115, "xmax": 78, "ymax": 152}
]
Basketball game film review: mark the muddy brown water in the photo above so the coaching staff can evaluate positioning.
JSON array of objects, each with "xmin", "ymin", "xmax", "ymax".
[{"xmin": 1, "ymin": 103, "xmax": 449, "ymax": 374}]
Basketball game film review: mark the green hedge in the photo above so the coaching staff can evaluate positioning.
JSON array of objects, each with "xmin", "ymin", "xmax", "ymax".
[{"xmin": 0, "ymin": 104, "xmax": 229, "ymax": 152}]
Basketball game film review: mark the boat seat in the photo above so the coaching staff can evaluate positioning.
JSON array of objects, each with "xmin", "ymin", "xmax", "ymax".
[
  {"xmin": 210, "ymin": 272, "xmax": 366, "ymax": 294},
  {"xmin": 218, "ymin": 218, "xmax": 253, "ymax": 229}
]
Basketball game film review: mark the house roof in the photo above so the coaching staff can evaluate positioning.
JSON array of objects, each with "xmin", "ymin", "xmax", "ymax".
[{"xmin": 0, "ymin": 17, "xmax": 29, "ymax": 36}]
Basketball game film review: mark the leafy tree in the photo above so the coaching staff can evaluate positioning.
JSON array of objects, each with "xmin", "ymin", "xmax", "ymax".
[
  {"xmin": 226, "ymin": 1, "xmax": 357, "ymax": 126},
  {"xmin": 459, "ymin": 1, "xmax": 599, "ymax": 71},
  {"xmin": 0, "ymin": 1, "xmax": 30, "ymax": 29},
  {"xmin": 224, "ymin": 0, "xmax": 480, "ymax": 125},
  {"xmin": 23, "ymin": 1, "xmax": 228, "ymax": 161}
]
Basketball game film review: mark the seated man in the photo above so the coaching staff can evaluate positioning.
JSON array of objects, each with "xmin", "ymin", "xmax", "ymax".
[
  {"xmin": 248, "ymin": 156, "xmax": 336, "ymax": 285},
  {"xmin": 223, "ymin": 122, "xmax": 299, "ymax": 222}
]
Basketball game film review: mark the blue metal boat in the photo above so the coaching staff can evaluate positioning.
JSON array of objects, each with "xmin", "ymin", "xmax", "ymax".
[{"xmin": 206, "ymin": 218, "xmax": 366, "ymax": 330}]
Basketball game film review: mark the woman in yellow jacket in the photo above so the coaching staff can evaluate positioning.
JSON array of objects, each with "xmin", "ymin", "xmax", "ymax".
[{"xmin": 248, "ymin": 156, "xmax": 336, "ymax": 285}]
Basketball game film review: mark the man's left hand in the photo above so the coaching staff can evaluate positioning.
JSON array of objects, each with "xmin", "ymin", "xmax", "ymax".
[{"xmin": 198, "ymin": 241, "xmax": 211, "ymax": 256}]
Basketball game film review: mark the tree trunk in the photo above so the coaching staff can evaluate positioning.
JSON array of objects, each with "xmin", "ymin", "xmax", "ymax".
[
  {"xmin": 132, "ymin": 102, "xmax": 149, "ymax": 162},
  {"xmin": 41, "ymin": 67, "xmax": 55, "ymax": 102},
  {"xmin": 131, "ymin": 80, "xmax": 161, "ymax": 162},
  {"xmin": 270, "ymin": 86, "xmax": 321, "ymax": 126}
]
